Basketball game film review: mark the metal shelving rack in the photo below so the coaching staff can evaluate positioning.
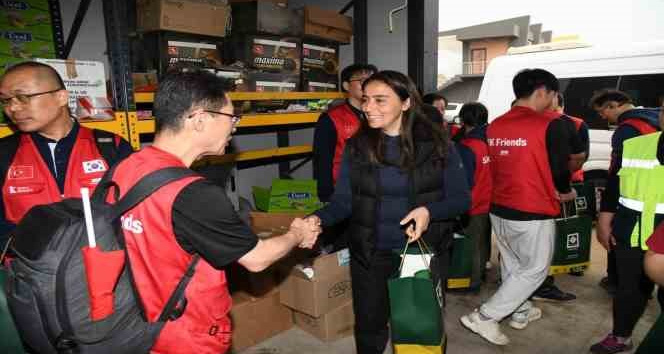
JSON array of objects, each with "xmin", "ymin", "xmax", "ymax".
[
  {"xmin": 130, "ymin": 92, "xmax": 346, "ymax": 175},
  {"xmin": 0, "ymin": 0, "xmax": 346, "ymax": 179}
]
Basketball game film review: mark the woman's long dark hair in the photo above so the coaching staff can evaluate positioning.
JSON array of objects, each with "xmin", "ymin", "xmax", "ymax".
[{"xmin": 353, "ymin": 70, "xmax": 448, "ymax": 170}]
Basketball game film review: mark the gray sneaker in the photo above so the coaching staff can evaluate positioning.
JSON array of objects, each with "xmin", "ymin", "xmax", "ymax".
[{"xmin": 508, "ymin": 307, "xmax": 542, "ymax": 330}]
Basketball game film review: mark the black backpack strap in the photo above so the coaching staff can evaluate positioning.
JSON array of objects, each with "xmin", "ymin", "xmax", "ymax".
[
  {"xmin": 109, "ymin": 167, "xmax": 199, "ymax": 219},
  {"xmin": 0, "ymin": 134, "xmax": 20, "ymax": 189},
  {"xmin": 157, "ymin": 254, "xmax": 201, "ymax": 322},
  {"xmin": 93, "ymin": 129, "xmax": 120, "ymax": 168},
  {"xmin": 112, "ymin": 167, "xmax": 201, "ymax": 323}
]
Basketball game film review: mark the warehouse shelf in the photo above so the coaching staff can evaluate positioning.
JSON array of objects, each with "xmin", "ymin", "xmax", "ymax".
[
  {"xmin": 193, "ymin": 145, "xmax": 313, "ymax": 167},
  {"xmin": 134, "ymin": 91, "xmax": 346, "ymax": 103},
  {"xmin": 128, "ymin": 92, "xmax": 346, "ymax": 172}
]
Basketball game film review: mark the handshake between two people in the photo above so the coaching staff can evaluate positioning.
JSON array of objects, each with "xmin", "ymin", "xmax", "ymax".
[
  {"xmin": 289, "ymin": 215, "xmax": 323, "ymax": 249},
  {"xmin": 286, "ymin": 206, "xmax": 431, "ymax": 250}
]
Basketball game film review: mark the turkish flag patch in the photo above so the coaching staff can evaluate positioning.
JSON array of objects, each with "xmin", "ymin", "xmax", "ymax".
[{"xmin": 7, "ymin": 165, "xmax": 34, "ymax": 180}]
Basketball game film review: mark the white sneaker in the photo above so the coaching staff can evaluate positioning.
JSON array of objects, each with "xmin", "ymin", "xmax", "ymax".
[
  {"xmin": 460, "ymin": 310, "xmax": 510, "ymax": 345},
  {"xmin": 508, "ymin": 306, "xmax": 542, "ymax": 330}
]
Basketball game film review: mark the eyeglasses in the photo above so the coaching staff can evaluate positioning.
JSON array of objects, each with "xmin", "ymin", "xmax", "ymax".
[
  {"xmin": 0, "ymin": 88, "xmax": 63, "ymax": 107},
  {"xmin": 348, "ymin": 76, "xmax": 371, "ymax": 84},
  {"xmin": 202, "ymin": 110, "xmax": 242, "ymax": 125}
]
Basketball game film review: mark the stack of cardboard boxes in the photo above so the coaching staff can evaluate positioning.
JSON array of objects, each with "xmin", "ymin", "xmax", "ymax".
[
  {"xmin": 280, "ymin": 249, "xmax": 355, "ymax": 342},
  {"xmin": 134, "ymin": 0, "xmax": 352, "ymax": 95},
  {"xmin": 227, "ymin": 212, "xmax": 355, "ymax": 351}
]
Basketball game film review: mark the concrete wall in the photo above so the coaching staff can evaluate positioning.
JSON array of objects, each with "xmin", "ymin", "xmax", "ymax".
[
  {"xmin": 466, "ymin": 37, "xmax": 511, "ymax": 74},
  {"xmin": 367, "ymin": 0, "xmax": 408, "ymax": 72},
  {"xmin": 60, "ymin": 0, "xmax": 109, "ymax": 72}
]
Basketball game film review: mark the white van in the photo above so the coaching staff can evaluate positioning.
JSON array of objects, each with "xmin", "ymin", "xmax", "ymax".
[{"xmin": 478, "ymin": 40, "xmax": 664, "ymax": 191}]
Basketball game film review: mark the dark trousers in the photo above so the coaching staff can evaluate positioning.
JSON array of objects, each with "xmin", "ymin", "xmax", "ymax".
[
  {"xmin": 462, "ymin": 213, "xmax": 490, "ymax": 289},
  {"xmin": 607, "ymin": 249, "xmax": 617, "ymax": 285},
  {"xmin": 612, "ymin": 242, "xmax": 661, "ymax": 337},
  {"xmin": 350, "ymin": 251, "xmax": 400, "ymax": 354}
]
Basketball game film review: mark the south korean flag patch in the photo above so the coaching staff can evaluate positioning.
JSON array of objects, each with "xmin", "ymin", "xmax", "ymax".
[{"xmin": 82, "ymin": 159, "xmax": 107, "ymax": 174}]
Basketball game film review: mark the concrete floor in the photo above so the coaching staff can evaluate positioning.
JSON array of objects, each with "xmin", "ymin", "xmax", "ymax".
[{"xmin": 238, "ymin": 231, "xmax": 660, "ymax": 354}]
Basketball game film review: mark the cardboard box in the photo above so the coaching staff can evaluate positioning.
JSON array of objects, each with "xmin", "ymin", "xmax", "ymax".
[
  {"xmin": 226, "ymin": 35, "xmax": 301, "ymax": 74},
  {"xmin": 230, "ymin": 290, "xmax": 294, "ymax": 352},
  {"xmin": 137, "ymin": 0, "xmax": 230, "ymax": 37},
  {"xmin": 294, "ymin": 300, "xmax": 354, "ymax": 342},
  {"xmin": 303, "ymin": 6, "xmax": 353, "ymax": 44},
  {"xmin": 248, "ymin": 72, "xmax": 300, "ymax": 92},
  {"xmin": 166, "ymin": 40, "xmax": 222, "ymax": 70},
  {"xmin": 230, "ymin": 0, "xmax": 302, "ymax": 36},
  {"xmin": 244, "ymin": 72, "xmax": 301, "ymax": 111},
  {"xmin": 249, "ymin": 211, "xmax": 307, "ymax": 235},
  {"xmin": 229, "ymin": 0, "xmax": 286, "ymax": 4},
  {"xmin": 301, "ymin": 41, "xmax": 339, "ymax": 92},
  {"xmin": 136, "ymin": 31, "xmax": 223, "ymax": 76},
  {"xmin": 280, "ymin": 249, "xmax": 352, "ymax": 317},
  {"xmin": 252, "ymin": 179, "xmax": 322, "ymax": 212},
  {"xmin": 225, "ymin": 211, "xmax": 308, "ymax": 297}
]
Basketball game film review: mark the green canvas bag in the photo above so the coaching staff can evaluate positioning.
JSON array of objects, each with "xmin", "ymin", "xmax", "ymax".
[
  {"xmin": 389, "ymin": 239, "xmax": 445, "ymax": 353},
  {"xmin": 550, "ymin": 201, "xmax": 592, "ymax": 274}
]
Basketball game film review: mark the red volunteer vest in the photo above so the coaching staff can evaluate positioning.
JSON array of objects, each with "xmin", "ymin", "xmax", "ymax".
[
  {"xmin": 449, "ymin": 124, "xmax": 462, "ymax": 138},
  {"xmin": 460, "ymin": 136, "xmax": 492, "ymax": 215},
  {"xmin": 328, "ymin": 103, "xmax": 361, "ymax": 184},
  {"xmin": 111, "ymin": 146, "xmax": 232, "ymax": 354},
  {"xmin": 568, "ymin": 115, "xmax": 585, "ymax": 182},
  {"xmin": 488, "ymin": 106, "xmax": 560, "ymax": 216},
  {"xmin": 2, "ymin": 127, "xmax": 110, "ymax": 223}
]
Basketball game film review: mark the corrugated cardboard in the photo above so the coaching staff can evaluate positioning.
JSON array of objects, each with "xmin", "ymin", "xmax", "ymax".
[
  {"xmin": 303, "ymin": 6, "xmax": 353, "ymax": 44},
  {"xmin": 230, "ymin": 290, "xmax": 294, "ymax": 352},
  {"xmin": 301, "ymin": 41, "xmax": 339, "ymax": 92},
  {"xmin": 229, "ymin": 0, "xmax": 286, "ymax": 4},
  {"xmin": 249, "ymin": 211, "xmax": 307, "ymax": 236},
  {"xmin": 230, "ymin": 0, "xmax": 301, "ymax": 36},
  {"xmin": 226, "ymin": 35, "xmax": 301, "ymax": 74},
  {"xmin": 137, "ymin": 0, "xmax": 230, "ymax": 37},
  {"xmin": 294, "ymin": 300, "xmax": 354, "ymax": 342},
  {"xmin": 279, "ymin": 250, "xmax": 352, "ymax": 317}
]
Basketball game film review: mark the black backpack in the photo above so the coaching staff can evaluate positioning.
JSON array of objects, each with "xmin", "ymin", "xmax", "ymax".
[{"xmin": 4, "ymin": 166, "xmax": 200, "ymax": 354}]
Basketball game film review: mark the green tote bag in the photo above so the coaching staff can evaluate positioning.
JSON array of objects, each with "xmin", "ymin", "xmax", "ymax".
[{"xmin": 388, "ymin": 239, "xmax": 445, "ymax": 353}]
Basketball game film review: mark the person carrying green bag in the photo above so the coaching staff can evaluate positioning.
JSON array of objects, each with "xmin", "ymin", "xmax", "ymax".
[
  {"xmin": 307, "ymin": 70, "xmax": 470, "ymax": 354},
  {"xmin": 389, "ymin": 239, "xmax": 446, "ymax": 353}
]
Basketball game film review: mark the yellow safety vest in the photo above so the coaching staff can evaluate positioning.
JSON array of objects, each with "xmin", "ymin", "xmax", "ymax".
[{"xmin": 618, "ymin": 132, "xmax": 664, "ymax": 250}]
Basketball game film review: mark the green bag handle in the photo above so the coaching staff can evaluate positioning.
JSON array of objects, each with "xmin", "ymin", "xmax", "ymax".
[
  {"xmin": 398, "ymin": 238, "xmax": 434, "ymax": 274},
  {"xmin": 559, "ymin": 200, "xmax": 580, "ymax": 221}
]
